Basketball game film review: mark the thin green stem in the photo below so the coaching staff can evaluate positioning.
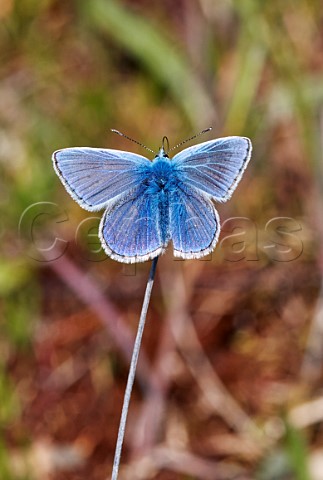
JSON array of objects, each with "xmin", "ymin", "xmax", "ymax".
[{"xmin": 111, "ymin": 256, "xmax": 159, "ymax": 480}]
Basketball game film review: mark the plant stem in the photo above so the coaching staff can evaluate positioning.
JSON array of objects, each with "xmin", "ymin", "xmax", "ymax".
[{"xmin": 111, "ymin": 256, "xmax": 159, "ymax": 480}]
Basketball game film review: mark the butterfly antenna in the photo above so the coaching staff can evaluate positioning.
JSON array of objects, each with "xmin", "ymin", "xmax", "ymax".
[
  {"xmin": 111, "ymin": 129, "xmax": 155, "ymax": 154},
  {"xmin": 168, "ymin": 127, "xmax": 212, "ymax": 152}
]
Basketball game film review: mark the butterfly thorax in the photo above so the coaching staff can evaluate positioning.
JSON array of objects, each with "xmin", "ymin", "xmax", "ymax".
[{"xmin": 143, "ymin": 157, "xmax": 175, "ymax": 194}]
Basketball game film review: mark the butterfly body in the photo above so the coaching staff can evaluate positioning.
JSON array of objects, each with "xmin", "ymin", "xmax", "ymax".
[{"xmin": 53, "ymin": 136, "xmax": 252, "ymax": 263}]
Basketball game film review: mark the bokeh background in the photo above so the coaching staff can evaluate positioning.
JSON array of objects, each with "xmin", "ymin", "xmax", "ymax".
[{"xmin": 1, "ymin": 1, "xmax": 323, "ymax": 479}]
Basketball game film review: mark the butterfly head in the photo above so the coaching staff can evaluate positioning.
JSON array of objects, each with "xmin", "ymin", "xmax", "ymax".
[{"xmin": 156, "ymin": 136, "xmax": 170, "ymax": 159}]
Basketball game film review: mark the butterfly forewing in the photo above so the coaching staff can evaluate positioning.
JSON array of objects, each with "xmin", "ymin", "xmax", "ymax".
[
  {"xmin": 172, "ymin": 137, "xmax": 251, "ymax": 202},
  {"xmin": 53, "ymin": 147, "xmax": 151, "ymax": 211}
]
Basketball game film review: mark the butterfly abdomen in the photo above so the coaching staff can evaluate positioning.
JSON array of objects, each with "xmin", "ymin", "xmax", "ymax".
[{"xmin": 140, "ymin": 158, "xmax": 177, "ymax": 246}]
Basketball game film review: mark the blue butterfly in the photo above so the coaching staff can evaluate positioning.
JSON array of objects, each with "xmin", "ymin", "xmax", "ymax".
[{"xmin": 52, "ymin": 135, "xmax": 252, "ymax": 263}]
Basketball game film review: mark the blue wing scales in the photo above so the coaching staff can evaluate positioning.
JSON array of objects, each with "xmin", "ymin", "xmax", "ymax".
[
  {"xmin": 52, "ymin": 147, "xmax": 151, "ymax": 211},
  {"xmin": 169, "ymin": 182, "xmax": 220, "ymax": 259},
  {"xmin": 172, "ymin": 136, "xmax": 251, "ymax": 202},
  {"xmin": 99, "ymin": 186, "xmax": 166, "ymax": 263}
]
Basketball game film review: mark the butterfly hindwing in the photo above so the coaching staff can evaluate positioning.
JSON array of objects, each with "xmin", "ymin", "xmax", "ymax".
[
  {"xmin": 99, "ymin": 186, "xmax": 165, "ymax": 263},
  {"xmin": 169, "ymin": 182, "xmax": 220, "ymax": 259},
  {"xmin": 52, "ymin": 147, "xmax": 151, "ymax": 211},
  {"xmin": 172, "ymin": 136, "xmax": 251, "ymax": 202}
]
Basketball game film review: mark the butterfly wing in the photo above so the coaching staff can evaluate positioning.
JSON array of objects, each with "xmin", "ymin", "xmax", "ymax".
[
  {"xmin": 172, "ymin": 136, "xmax": 252, "ymax": 202},
  {"xmin": 52, "ymin": 147, "xmax": 151, "ymax": 211},
  {"xmin": 169, "ymin": 182, "xmax": 220, "ymax": 259},
  {"xmin": 99, "ymin": 186, "xmax": 166, "ymax": 263}
]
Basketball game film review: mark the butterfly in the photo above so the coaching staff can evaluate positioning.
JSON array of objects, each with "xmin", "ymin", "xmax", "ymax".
[{"xmin": 52, "ymin": 134, "xmax": 252, "ymax": 263}]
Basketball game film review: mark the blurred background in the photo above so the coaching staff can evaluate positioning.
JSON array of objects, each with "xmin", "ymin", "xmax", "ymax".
[{"xmin": 1, "ymin": 0, "xmax": 323, "ymax": 479}]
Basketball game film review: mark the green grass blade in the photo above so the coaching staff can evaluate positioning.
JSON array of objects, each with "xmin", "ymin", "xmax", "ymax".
[
  {"xmin": 285, "ymin": 422, "xmax": 311, "ymax": 480},
  {"xmin": 81, "ymin": 0, "xmax": 216, "ymax": 128}
]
